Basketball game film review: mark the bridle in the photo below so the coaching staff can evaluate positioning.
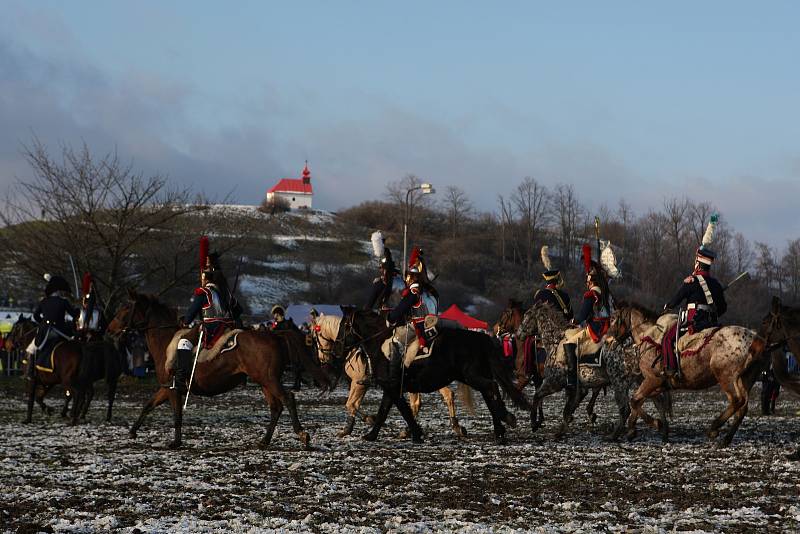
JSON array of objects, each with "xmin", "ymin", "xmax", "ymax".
[{"xmin": 114, "ymin": 298, "xmax": 177, "ymax": 338}]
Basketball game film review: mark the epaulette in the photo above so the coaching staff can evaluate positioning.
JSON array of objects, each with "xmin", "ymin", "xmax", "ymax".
[
  {"xmin": 193, "ymin": 287, "xmax": 207, "ymax": 296},
  {"xmin": 401, "ymin": 288, "xmax": 410, "ymax": 297}
]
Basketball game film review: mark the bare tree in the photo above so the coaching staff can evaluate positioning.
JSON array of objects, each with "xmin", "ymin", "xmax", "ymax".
[
  {"xmin": 782, "ymin": 239, "xmax": 800, "ymax": 303},
  {"xmin": 0, "ymin": 139, "xmax": 200, "ymax": 310},
  {"xmin": 755, "ymin": 242, "xmax": 779, "ymax": 292},
  {"xmin": 441, "ymin": 186, "xmax": 473, "ymax": 239},
  {"xmin": 512, "ymin": 177, "xmax": 549, "ymax": 275},
  {"xmin": 497, "ymin": 195, "xmax": 517, "ymax": 265},
  {"xmin": 732, "ymin": 232, "xmax": 754, "ymax": 275},
  {"xmin": 663, "ymin": 197, "xmax": 690, "ymax": 267},
  {"xmin": 551, "ymin": 183, "xmax": 582, "ymax": 267}
]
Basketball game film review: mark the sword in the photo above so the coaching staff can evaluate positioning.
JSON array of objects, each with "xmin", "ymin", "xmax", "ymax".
[
  {"xmin": 723, "ymin": 271, "xmax": 751, "ymax": 291},
  {"xmin": 183, "ymin": 328, "xmax": 203, "ymax": 409},
  {"xmin": 68, "ymin": 254, "xmax": 80, "ymax": 300}
]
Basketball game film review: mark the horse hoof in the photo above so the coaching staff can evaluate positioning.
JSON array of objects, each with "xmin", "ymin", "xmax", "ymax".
[
  {"xmin": 785, "ymin": 450, "xmax": 800, "ymax": 461},
  {"xmin": 589, "ymin": 413, "xmax": 598, "ymax": 425},
  {"xmin": 454, "ymin": 426, "xmax": 468, "ymax": 439},
  {"xmin": 298, "ymin": 432, "xmax": 311, "ymax": 449},
  {"xmin": 365, "ymin": 415, "xmax": 376, "ymax": 426},
  {"xmin": 706, "ymin": 430, "xmax": 719, "ymax": 441},
  {"xmin": 626, "ymin": 431, "xmax": 637, "ymax": 442},
  {"xmin": 495, "ymin": 435, "xmax": 508, "ymax": 446},
  {"xmin": 337, "ymin": 429, "xmax": 352, "ymax": 438},
  {"xmin": 167, "ymin": 440, "xmax": 182, "ymax": 450},
  {"xmin": 411, "ymin": 435, "xmax": 423, "ymax": 444},
  {"xmin": 505, "ymin": 414, "xmax": 517, "ymax": 429},
  {"xmin": 21, "ymin": 418, "xmax": 32, "ymax": 424},
  {"xmin": 258, "ymin": 439, "xmax": 270, "ymax": 450},
  {"xmin": 362, "ymin": 432, "xmax": 378, "ymax": 442},
  {"xmin": 398, "ymin": 429, "xmax": 410, "ymax": 439},
  {"xmin": 128, "ymin": 430, "xmax": 137, "ymax": 439}
]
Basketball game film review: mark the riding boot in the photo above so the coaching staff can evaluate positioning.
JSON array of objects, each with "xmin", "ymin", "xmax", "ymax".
[
  {"xmin": 564, "ymin": 343, "xmax": 578, "ymax": 387},
  {"xmin": 388, "ymin": 342, "xmax": 404, "ymax": 392},
  {"xmin": 173, "ymin": 349, "xmax": 193, "ymax": 393}
]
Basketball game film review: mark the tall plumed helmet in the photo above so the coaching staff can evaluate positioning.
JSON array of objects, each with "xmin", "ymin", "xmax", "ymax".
[
  {"xmin": 81, "ymin": 272, "xmax": 93, "ymax": 297},
  {"xmin": 408, "ymin": 246, "xmax": 424, "ymax": 274},
  {"xmin": 199, "ymin": 235, "xmax": 210, "ymax": 273},
  {"xmin": 540, "ymin": 246, "xmax": 553, "ymax": 272},
  {"xmin": 43, "ymin": 273, "xmax": 52, "ymax": 282},
  {"xmin": 696, "ymin": 213, "xmax": 719, "ymax": 266},
  {"xmin": 541, "ymin": 245, "xmax": 563, "ymax": 285}
]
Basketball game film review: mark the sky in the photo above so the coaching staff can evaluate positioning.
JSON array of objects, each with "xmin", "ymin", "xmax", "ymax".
[{"xmin": 1, "ymin": 1, "xmax": 799, "ymax": 247}]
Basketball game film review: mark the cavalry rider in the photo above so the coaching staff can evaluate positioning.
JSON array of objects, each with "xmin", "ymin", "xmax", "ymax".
[
  {"xmin": 562, "ymin": 246, "xmax": 614, "ymax": 391},
  {"xmin": 383, "ymin": 247, "xmax": 439, "ymax": 389},
  {"xmin": 26, "ymin": 274, "xmax": 79, "ymax": 378},
  {"xmin": 271, "ymin": 305, "xmax": 300, "ymax": 332},
  {"xmin": 175, "ymin": 237, "xmax": 236, "ymax": 390},
  {"xmin": 664, "ymin": 215, "xmax": 727, "ymax": 335},
  {"xmin": 76, "ymin": 272, "xmax": 105, "ymax": 341},
  {"xmin": 365, "ymin": 231, "xmax": 405, "ymax": 312},
  {"xmin": 533, "ymin": 245, "xmax": 573, "ymax": 321},
  {"xmin": 661, "ymin": 215, "xmax": 727, "ymax": 377}
]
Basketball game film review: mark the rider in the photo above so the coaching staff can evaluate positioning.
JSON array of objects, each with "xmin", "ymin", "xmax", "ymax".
[
  {"xmin": 76, "ymin": 272, "xmax": 105, "ymax": 341},
  {"xmin": 562, "ymin": 246, "xmax": 614, "ymax": 391},
  {"xmin": 365, "ymin": 231, "xmax": 405, "ymax": 311},
  {"xmin": 270, "ymin": 304, "xmax": 304, "ymax": 390},
  {"xmin": 384, "ymin": 247, "xmax": 439, "ymax": 390},
  {"xmin": 175, "ymin": 237, "xmax": 236, "ymax": 391},
  {"xmin": 533, "ymin": 245, "xmax": 573, "ymax": 321},
  {"xmin": 661, "ymin": 216, "xmax": 727, "ymax": 378},
  {"xmin": 27, "ymin": 274, "xmax": 79, "ymax": 378}
]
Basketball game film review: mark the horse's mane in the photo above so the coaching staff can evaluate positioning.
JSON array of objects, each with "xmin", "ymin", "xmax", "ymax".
[
  {"xmin": 316, "ymin": 314, "xmax": 342, "ymax": 341},
  {"xmin": 135, "ymin": 293, "xmax": 178, "ymax": 323},
  {"xmin": 616, "ymin": 300, "xmax": 660, "ymax": 323}
]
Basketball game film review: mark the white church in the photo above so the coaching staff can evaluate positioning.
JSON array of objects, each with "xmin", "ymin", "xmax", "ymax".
[{"xmin": 266, "ymin": 162, "xmax": 313, "ymax": 209}]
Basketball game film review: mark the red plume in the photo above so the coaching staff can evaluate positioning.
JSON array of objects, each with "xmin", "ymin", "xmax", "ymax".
[
  {"xmin": 582, "ymin": 244, "xmax": 592, "ymax": 274},
  {"xmin": 409, "ymin": 246, "xmax": 421, "ymax": 269},
  {"xmin": 81, "ymin": 272, "xmax": 92, "ymax": 296},
  {"xmin": 199, "ymin": 236, "xmax": 210, "ymax": 273}
]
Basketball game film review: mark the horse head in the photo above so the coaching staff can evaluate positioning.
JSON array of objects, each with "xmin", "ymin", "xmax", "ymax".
[
  {"xmin": 107, "ymin": 289, "xmax": 177, "ymax": 338},
  {"xmin": 495, "ymin": 300, "xmax": 523, "ymax": 336}
]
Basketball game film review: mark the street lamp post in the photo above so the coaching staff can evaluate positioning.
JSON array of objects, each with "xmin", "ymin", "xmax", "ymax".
[{"xmin": 403, "ymin": 182, "xmax": 435, "ymax": 276}]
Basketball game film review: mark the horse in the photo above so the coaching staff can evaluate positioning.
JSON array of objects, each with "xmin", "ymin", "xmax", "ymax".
[
  {"xmin": 495, "ymin": 299, "xmax": 605, "ymax": 426},
  {"xmin": 6, "ymin": 316, "xmax": 85, "ymax": 426},
  {"xmin": 107, "ymin": 290, "xmax": 331, "ymax": 449},
  {"xmin": 336, "ymin": 309, "xmax": 530, "ymax": 444},
  {"xmin": 758, "ymin": 296, "xmax": 800, "ymax": 460},
  {"xmin": 610, "ymin": 301, "xmax": 766, "ymax": 447},
  {"xmin": 514, "ymin": 302, "xmax": 638, "ymax": 439},
  {"xmin": 312, "ymin": 313, "xmax": 473, "ymax": 438}
]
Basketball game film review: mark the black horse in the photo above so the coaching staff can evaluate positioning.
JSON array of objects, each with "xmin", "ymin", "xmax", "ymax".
[
  {"xmin": 337, "ymin": 309, "xmax": 531, "ymax": 444},
  {"xmin": 73, "ymin": 335, "xmax": 125, "ymax": 422}
]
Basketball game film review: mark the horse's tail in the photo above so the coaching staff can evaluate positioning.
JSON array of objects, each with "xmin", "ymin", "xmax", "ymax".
[
  {"xmin": 772, "ymin": 350, "xmax": 800, "ymax": 397},
  {"xmin": 457, "ymin": 382, "xmax": 476, "ymax": 416},
  {"xmin": 487, "ymin": 338, "xmax": 531, "ymax": 410},
  {"xmin": 277, "ymin": 330, "xmax": 332, "ymax": 391}
]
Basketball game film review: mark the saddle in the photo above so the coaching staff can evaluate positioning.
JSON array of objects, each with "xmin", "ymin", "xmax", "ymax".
[
  {"xmin": 579, "ymin": 348, "xmax": 603, "ymax": 367},
  {"xmin": 654, "ymin": 322, "xmax": 721, "ymax": 375},
  {"xmin": 165, "ymin": 327, "xmax": 243, "ymax": 371},
  {"xmin": 35, "ymin": 339, "xmax": 64, "ymax": 373}
]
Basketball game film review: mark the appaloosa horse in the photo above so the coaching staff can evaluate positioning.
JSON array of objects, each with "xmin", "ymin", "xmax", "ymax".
[
  {"xmin": 336, "ymin": 309, "xmax": 529, "ymax": 444},
  {"xmin": 495, "ymin": 300, "xmax": 605, "ymax": 426},
  {"xmin": 108, "ymin": 290, "xmax": 330, "ymax": 449},
  {"xmin": 313, "ymin": 313, "xmax": 473, "ymax": 438},
  {"xmin": 610, "ymin": 301, "xmax": 766, "ymax": 447}
]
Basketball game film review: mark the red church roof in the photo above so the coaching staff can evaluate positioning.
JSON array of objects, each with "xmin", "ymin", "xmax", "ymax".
[
  {"xmin": 267, "ymin": 178, "xmax": 312, "ymax": 195},
  {"xmin": 267, "ymin": 162, "xmax": 313, "ymax": 195},
  {"xmin": 439, "ymin": 304, "xmax": 489, "ymax": 330}
]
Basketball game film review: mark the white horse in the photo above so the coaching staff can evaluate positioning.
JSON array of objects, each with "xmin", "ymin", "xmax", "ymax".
[{"xmin": 312, "ymin": 314, "xmax": 473, "ymax": 438}]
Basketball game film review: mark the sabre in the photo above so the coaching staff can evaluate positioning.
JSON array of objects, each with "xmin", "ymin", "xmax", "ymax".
[
  {"xmin": 594, "ymin": 216, "xmax": 601, "ymax": 263},
  {"xmin": 723, "ymin": 271, "xmax": 751, "ymax": 291},
  {"xmin": 67, "ymin": 254, "xmax": 80, "ymax": 300},
  {"xmin": 183, "ymin": 328, "xmax": 203, "ymax": 410}
]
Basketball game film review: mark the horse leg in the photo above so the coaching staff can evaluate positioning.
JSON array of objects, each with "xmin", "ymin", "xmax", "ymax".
[
  {"xmin": 259, "ymin": 385, "xmax": 283, "ymax": 449},
  {"xmin": 554, "ymin": 384, "xmax": 588, "ymax": 439},
  {"xmin": 61, "ymin": 394, "xmax": 71, "ymax": 418},
  {"xmin": 477, "ymin": 386, "xmax": 507, "ymax": 445},
  {"xmin": 439, "ymin": 386, "xmax": 466, "ymax": 438},
  {"xmin": 627, "ymin": 377, "xmax": 661, "ymax": 441},
  {"xmin": 586, "ymin": 387, "xmax": 602, "ymax": 425},
  {"xmin": 24, "ymin": 378, "xmax": 37, "ymax": 423},
  {"xmin": 105, "ymin": 378, "xmax": 118, "ymax": 422},
  {"xmin": 718, "ymin": 376, "xmax": 751, "ymax": 448},
  {"xmin": 167, "ymin": 388, "xmax": 184, "ymax": 449},
  {"xmin": 609, "ymin": 379, "xmax": 631, "ymax": 441},
  {"xmin": 339, "ymin": 381, "xmax": 364, "ymax": 437},
  {"xmin": 36, "ymin": 385, "xmax": 53, "ymax": 416},
  {"xmin": 399, "ymin": 392, "xmax": 422, "ymax": 439},
  {"xmin": 129, "ymin": 387, "xmax": 170, "ymax": 439},
  {"xmin": 651, "ymin": 393, "xmax": 671, "ymax": 443},
  {"xmin": 283, "ymin": 390, "xmax": 311, "ymax": 449},
  {"xmin": 81, "ymin": 384, "xmax": 95, "ymax": 420},
  {"xmin": 392, "ymin": 394, "xmax": 424, "ymax": 443},
  {"xmin": 363, "ymin": 391, "xmax": 394, "ymax": 442},
  {"xmin": 530, "ymin": 376, "xmax": 563, "ymax": 433}
]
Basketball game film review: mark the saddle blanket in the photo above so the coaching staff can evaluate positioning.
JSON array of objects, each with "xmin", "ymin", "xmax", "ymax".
[
  {"xmin": 35, "ymin": 339, "xmax": 64, "ymax": 373},
  {"xmin": 164, "ymin": 327, "xmax": 243, "ymax": 371}
]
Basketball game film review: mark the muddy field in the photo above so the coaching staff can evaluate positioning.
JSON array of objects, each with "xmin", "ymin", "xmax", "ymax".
[{"xmin": 1, "ymin": 377, "xmax": 799, "ymax": 533}]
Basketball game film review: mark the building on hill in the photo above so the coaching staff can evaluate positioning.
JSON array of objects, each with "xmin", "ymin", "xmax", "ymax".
[{"xmin": 266, "ymin": 162, "xmax": 313, "ymax": 209}]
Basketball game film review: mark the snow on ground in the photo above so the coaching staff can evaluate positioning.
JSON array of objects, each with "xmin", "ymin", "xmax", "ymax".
[
  {"xmin": 238, "ymin": 275, "xmax": 310, "ymax": 315},
  {"xmin": 1, "ymin": 379, "xmax": 799, "ymax": 533}
]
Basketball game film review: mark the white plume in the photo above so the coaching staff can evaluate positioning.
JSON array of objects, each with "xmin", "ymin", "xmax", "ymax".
[
  {"xmin": 701, "ymin": 215, "xmax": 718, "ymax": 247},
  {"xmin": 43, "ymin": 273, "xmax": 51, "ymax": 282},
  {"xmin": 600, "ymin": 240, "xmax": 621, "ymax": 279},
  {"xmin": 540, "ymin": 246, "xmax": 553, "ymax": 271},
  {"xmin": 371, "ymin": 231, "xmax": 384, "ymax": 258}
]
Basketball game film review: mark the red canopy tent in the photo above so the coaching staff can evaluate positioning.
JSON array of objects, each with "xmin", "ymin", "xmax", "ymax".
[{"xmin": 439, "ymin": 304, "xmax": 489, "ymax": 331}]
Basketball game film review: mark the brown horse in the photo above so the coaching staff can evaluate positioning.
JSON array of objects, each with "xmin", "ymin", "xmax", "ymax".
[
  {"xmin": 610, "ymin": 301, "xmax": 766, "ymax": 447},
  {"xmin": 107, "ymin": 290, "xmax": 330, "ymax": 449},
  {"xmin": 495, "ymin": 300, "xmax": 604, "ymax": 425},
  {"xmin": 7, "ymin": 317, "xmax": 85, "ymax": 426},
  {"xmin": 312, "ymin": 313, "xmax": 473, "ymax": 438},
  {"xmin": 758, "ymin": 297, "xmax": 800, "ymax": 460}
]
